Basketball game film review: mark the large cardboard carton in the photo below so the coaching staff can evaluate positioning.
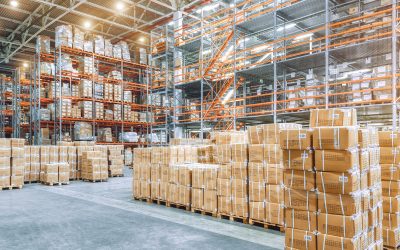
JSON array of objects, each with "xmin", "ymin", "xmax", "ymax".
[
  {"xmin": 382, "ymin": 180, "xmax": 400, "ymax": 197},
  {"xmin": 248, "ymin": 125, "xmax": 263, "ymax": 144},
  {"xmin": 318, "ymin": 192, "xmax": 361, "ymax": 216},
  {"xmin": 218, "ymin": 195, "xmax": 231, "ymax": 214},
  {"xmin": 316, "ymin": 171, "xmax": 360, "ymax": 195},
  {"xmin": 213, "ymin": 144, "xmax": 231, "ymax": 164},
  {"xmin": 266, "ymin": 184, "xmax": 284, "ymax": 204},
  {"xmin": 217, "ymin": 178, "xmax": 231, "ymax": 196},
  {"xmin": 249, "ymin": 181, "xmax": 265, "ymax": 202},
  {"xmin": 383, "ymin": 227, "xmax": 400, "ymax": 248},
  {"xmin": 379, "ymin": 131, "xmax": 400, "ymax": 147},
  {"xmin": 204, "ymin": 167, "xmax": 217, "ymax": 190},
  {"xmin": 264, "ymin": 144, "xmax": 282, "ymax": 164},
  {"xmin": 380, "ymin": 147, "xmax": 400, "ymax": 164},
  {"xmin": 150, "ymin": 181, "xmax": 160, "ymax": 200},
  {"xmin": 248, "ymin": 163, "xmax": 265, "ymax": 182},
  {"xmin": 160, "ymin": 165, "xmax": 169, "ymax": 183},
  {"xmin": 265, "ymin": 164, "xmax": 283, "ymax": 184},
  {"xmin": 359, "ymin": 149, "xmax": 369, "ymax": 172},
  {"xmin": 285, "ymin": 228, "xmax": 317, "ymax": 250},
  {"xmin": 285, "ymin": 208, "xmax": 317, "ymax": 232},
  {"xmin": 204, "ymin": 190, "xmax": 217, "ymax": 213},
  {"xmin": 313, "ymin": 127, "xmax": 358, "ymax": 150},
  {"xmin": 231, "ymin": 162, "xmax": 247, "ymax": 179},
  {"xmin": 280, "ymin": 129, "xmax": 313, "ymax": 150},
  {"xmin": 250, "ymin": 201, "xmax": 265, "ymax": 221},
  {"xmin": 317, "ymin": 233, "xmax": 361, "ymax": 250},
  {"xmin": 150, "ymin": 164, "xmax": 161, "ymax": 182},
  {"xmin": 315, "ymin": 150, "xmax": 359, "ymax": 172},
  {"xmin": 283, "ymin": 150, "xmax": 314, "ymax": 171},
  {"xmin": 383, "ymin": 212, "xmax": 400, "ymax": 230},
  {"xmin": 159, "ymin": 182, "xmax": 168, "ymax": 200},
  {"xmin": 381, "ymin": 164, "xmax": 400, "ymax": 181},
  {"xmin": 310, "ymin": 108, "xmax": 357, "ymax": 128},
  {"xmin": 285, "ymin": 189, "xmax": 318, "ymax": 212},
  {"xmin": 318, "ymin": 213, "xmax": 363, "ymax": 238},
  {"xmin": 382, "ymin": 196, "xmax": 400, "ymax": 213},
  {"xmin": 191, "ymin": 188, "xmax": 203, "ymax": 209},
  {"xmin": 217, "ymin": 164, "xmax": 231, "ymax": 179},
  {"xmin": 266, "ymin": 202, "xmax": 284, "ymax": 225},
  {"xmin": 191, "ymin": 167, "xmax": 203, "ymax": 189},
  {"xmin": 232, "ymin": 197, "xmax": 248, "ymax": 217},
  {"xmin": 248, "ymin": 144, "xmax": 264, "ymax": 163},
  {"xmin": 232, "ymin": 179, "xmax": 247, "ymax": 198},
  {"xmin": 231, "ymin": 144, "xmax": 248, "ymax": 163},
  {"xmin": 168, "ymin": 165, "xmax": 179, "ymax": 184},
  {"xmin": 284, "ymin": 169, "xmax": 315, "ymax": 191},
  {"xmin": 262, "ymin": 123, "xmax": 302, "ymax": 144}
]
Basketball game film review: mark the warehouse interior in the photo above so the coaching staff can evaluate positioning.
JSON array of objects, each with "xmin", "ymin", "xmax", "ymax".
[{"xmin": 0, "ymin": 0, "xmax": 398, "ymax": 249}]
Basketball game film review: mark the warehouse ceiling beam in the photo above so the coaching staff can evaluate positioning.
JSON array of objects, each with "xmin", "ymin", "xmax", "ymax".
[{"xmin": 0, "ymin": 0, "xmax": 86, "ymax": 64}]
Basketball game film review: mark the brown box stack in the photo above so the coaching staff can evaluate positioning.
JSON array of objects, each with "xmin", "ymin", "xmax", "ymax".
[
  {"xmin": 380, "ymin": 131, "xmax": 400, "ymax": 248},
  {"xmin": 24, "ymin": 146, "xmax": 30, "ymax": 182},
  {"xmin": 11, "ymin": 139, "xmax": 25, "ymax": 188},
  {"xmin": 191, "ymin": 164, "xmax": 218, "ymax": 214},
  {"xmin": 76, "ymin": 146, "xmax": 94, "ymax": 180},
  {"xmin": 0, "ymin": 139, "xmax": 11, "ymax": 188},
  {"xmin": 81, "ymin": 150, "xmax": 108, "ymax": 181},
  {"xmin": 168, "ymin": 163, "xmax": 191, "ymax": 207},
  {"xmin": 132, "ymin": 147, "xmax": 151, "ymax": 200},
  {"xmin": 67, "ymin": 146, "xmax": 77, "ymax": 180},
  {"xmin": 40, "ymin": 162, "xmax": 70, "ymax": 185},
  {"xmin": 108, "ymin": 145, "xmax": 124, "ymax": 177},
  {"xmin": 29, "ymin": 146, "xmax": 40, "ymax": 182}
]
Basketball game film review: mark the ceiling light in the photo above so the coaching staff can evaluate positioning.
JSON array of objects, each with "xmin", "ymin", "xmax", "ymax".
[
  {"xmin": 277, "ymin": 23, "xmax": 296, "ymax": 32},
  {"xmin": 83, "ymin": 21, "xmax": 91, "ymax": 29},
  {"xmin": 10, "ymin": 0, "xmax": 18, "ymax": 7},
  {"xmin": 139, "ymin": 37, "xmax": 146, "ymax": 42},
  {"xmin": 22, "ymin": 62, "xmax": 28, "ymax": 68},
  {"xmin": 294, "ymin": 33, "xmax": 313, "ymax": 40},
  {"xmin": 116, "ymin": 2, "xmax": 125, "ymax": 11}
]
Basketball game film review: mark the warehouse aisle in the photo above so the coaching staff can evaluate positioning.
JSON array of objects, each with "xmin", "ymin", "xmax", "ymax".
[{"xmin": 0, "ymin": 169, "xmax": 284, "ymax": 250}]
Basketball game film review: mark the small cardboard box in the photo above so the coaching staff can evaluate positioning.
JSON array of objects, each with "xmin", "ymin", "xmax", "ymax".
[
  {"xmin": 313, "ymin": 127, "xmax": 358, "ymax": 150},
  {"xmin": 217, "ymin": 164, "xmax": 231, "ymax": 179},
  {"xmin": 285, "ymin": 189, "xmax": 317, "ymax": 212},
  {"xmin": 264, "ymin": 144, "xmax": 282, "ymax": 164},
  {"xmin": 310, "ymin": 108, "xmax": 357, "ymax": 128},
  {"xmin": 284, "ymin": 169, "xmax": 315, "ymax": 191},
  {"xmin": 231, "ymin": 144, "xmax": 248, "ymax": 163},
  {"xmin": 317, "ymin": 233, "xmax": 361, "ymax": 250},
  {"xmin": 58, "ymin": 172, "xmax": 69, "ymax": 183},
  {"xmin": 280, "ymin": 129, "xmax": 313, "ymax": 150},
  {"xmin": 232, "ymin": 197, "xmax": 248, "ymax": 217},
  {"xmin": 381, "ymin": 164, "xmax": 400, "ymax": 181},
  {"xmin": 380, "ymin": 147, "xmax": 400, "ymax": 164},
  {"xmin": 266, "ymin": 184, "xmax": 284, "ymax": 204},
  {"xmin": 217, "ymin": 178, "xmax": 231, "ymax": 196},
  {"xmin": 318, "ymin": 192, "xmax": 361, "ymax": 216},
  {"xmin": 285, "ymin": 208, "xmax": 317, "ymax": 232},
  {"xmin": 249, "ymin": 181, "xmax": 265, "ymax": 202},
  {"xmin": 191, "ymin": 167, "xmax": 203, "ymax": 189},
  {"xmin": 248, "ymin": 125, "xmax": 263, "ymax": 144},
  {"xmin": 379, "ymin": 131, "xmax": 400, "ymax": 147},
  {"xmin": 315, "ymin": 150, "xmax": 359, "ymax": 172},
  {"xmin": 265, "ymin": 164, "xmax": 283, "ymax": 185},
  {"xmin": 316, "ymin": 171, "xmax": 360, "ymax": 195},
  {"xmin": 213, "ymin": 144, "xmax": 231, "ymax": 164},
  {"xmin": 382, "ymin": 180, "xmax": 400, "ymax": 197},
  {"xmin": 218, "ymin": 195, "xmax": 231, "ymax": 215},
  {"xmin": 248, "ymin": 144, "xmax": 264, "ymax": 163},
  {"xmin": 191, "ymin": 188, "xmax": 203, "ymax": 209},
  {"xmin": 382, "ymin": 196, "xmax": 400, "ymax": 213},
  {"xmin": 204, "ymin": 167, "xmax": 217, "ymax": 190},
  {"xmin": 283, "ymin": 150, "xmax": 314, "ymax": 171},
  {"xmin": 285, "ymin": 228, "xmax": 317, "ymax": 250},
  {"xmin": 383, "ymin": 227, "xmax": 400, "ymax": 248},
  {"xmin": 262, "ymin": 123, "xmax": 303, "ymax": 144},
  {"xmin": 383, "ymin": 212, "xmax": 400, "ymax": 230},
  {"xmin": 178, "ymin": 166, "xmax": 192, "ymax": 186},
  {"xmin": 250, "ymin": 201, "xmax": 265, "ymax": 221},
  {"xmin": 248, "ymin": 163, "xmax": 265, "ymax": 182},
  {"xmin": 231, "ymin": 162, "xmax": 247, "ymax": 179},
  {"xmin": 318, "ymin": 213, "xmax": 363, "ymax": 238},
  {"xmin": 232, "ymin": 179, "xmax": 247, "ymax": 199},
  {"xmin": 204, "ymin": 190, "xmax": 217, "ymax": 213},
  {"xmin": 265, "ymin": 202, "xmax": 284, "ymax": 225}
]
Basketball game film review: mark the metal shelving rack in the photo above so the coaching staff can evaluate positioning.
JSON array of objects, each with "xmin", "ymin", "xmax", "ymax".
[
  {"xmin": 159, "ymin": 0, "xmax": 399, "ymax": 135},
  {"xmin": 32, "ymin": 33, "xmax": 151, "ymax": 146}
]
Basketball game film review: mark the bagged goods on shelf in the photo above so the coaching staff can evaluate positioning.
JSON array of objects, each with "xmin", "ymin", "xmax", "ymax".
[
  {"xmin": 36, "ymin": 35, "xmax": 51, "ymax": 53},
  {"xmin": 55, "ymin": 25, "xmax": 73, "ymax": 48},
  {"xmin": 123, "ymin": 91, "xmax": 132, "ymax": 103},
  {"xmin": 40, "ymin": 62, "xmax": 55, "ymax": 75},
  {"xmin": 73, "ymin": 26, "xmax": 84, "ymax": 50},
  {"xmin": 123, "ymin": 105, "xmax": 131, "ymax": 121},
  {"xmin": 73, "ymin": 122, "xmax": 94, "ymax": 141},
  {"xmin": 59, "ymin": 54, "xmax": 74, "ymax": 72},
  {"xmin": 104, "ymin": 39, "xmax": 113, "ymax": 57},
  {"xmin": 113, "ymin": 84, "xmax": 122, "ymax": 101},
  {"xmin": 113, "ymin": 104, "xmax": 122, "ymax": 121},
  {"xmin": 83, "ymin": 39, "xmax": 93, "ymax": 52},
  {"xmin": 104, "ymin": 109, "xmax": 113, "ymax": 120},
  {"xmin": 119, "ymin": 132, "xmax": 138, "ymax": 143},
  {"xmin": 94, "ymin": 82, "xmax": 104, "ymax": 99},
  {"xmin": 95, "ymin": 102, "xmax": 104, "ymax": 120},
  {"xmin": 309, "ymin": 108, "xmax": 357, "ymax": 128},
  {"xmin": 94, "ymin": 35, "xmax": 105, "ymax": 55}
]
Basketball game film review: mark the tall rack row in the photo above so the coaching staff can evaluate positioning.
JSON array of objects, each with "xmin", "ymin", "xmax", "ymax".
[
  {"xmin": 152, "ymin": 0, "xmax": 399, "ymax": 136},
  {"xmin": 31, "ymin": 30, "xmax": 151, "ymax": 146}
]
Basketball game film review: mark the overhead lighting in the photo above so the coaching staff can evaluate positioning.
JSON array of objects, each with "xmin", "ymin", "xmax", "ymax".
[
  {"xmin": 83, "ymin": 21, "xmax": 91, "ymax": 29},
  {"xmin": 22, "ymin": 62, "xmax": 28, "ymax": 68},
  {"xmin": 116, "ymin": 2, "xmax": 125, "ymax": 11},
  {"xmin": 168, "ymin": 21, "xmax": 174, "ymax": 26},
  {"xmin": 277, "ymin": 23, "xmax": 296, "ymax": 32},
  {"xmin": 222, "ymin": 89, "xmax": 234, "ymax": 104},
  {"xmin": 256, "ymin": 52, "xmax": 272, "ymax": 64},
  {"xmin": 139, "ymin": 37, "xmax": 146, "ymax": 42},
  {"xmin": 294, "ymin": 33, "xmax": 313, "ymax": 40},
  {"xmin": 10, "ymin": 0, "xmax": 18, "ymax": 7}
]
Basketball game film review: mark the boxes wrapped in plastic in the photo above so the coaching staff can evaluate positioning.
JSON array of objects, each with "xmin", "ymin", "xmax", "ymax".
[
  {"xmin": 83, "ymin": 40, "xmax": 93, "ymax": 52},
  {"xmin": 118, "ymin": 41, "xmax": 131, "ymax": 61},
  {"xmin": 59, "ymin": 55, "xmax": 74, "ymax": 71},
  {"xmin": 36, "ymin": 35, "xmax": 51, "ymax": 53},
  {"xmin": 104, "ymin": 39, "xmax": 113, "ymax": 57},
  {"xmin": 73, "ymin": 122, "xmax": 94, "ymax": 141},
  {"xmin": 79, "ymin": 80, "xmax": 93, "ymax": 98},
  {"xmin": 73, "ymin": 27, "xmax": 84, "ymax": 50},
  {"xmin": 113, "ymin": 44, "xmax": 122, "ymax": 59},
  {"xmin": 55, "ymin": 25, "xmax": 73, "ymax": 48},
  {"xmin": 40, "ymin": 62, "xmax": 55, "ymax": 75},
  {"xmin": 94, "ymin": 35, "xmax": 105, "ymax": 55},
  {"xmin": 119, "ymin": 132, "xmax": 138, "ymax": 143}
]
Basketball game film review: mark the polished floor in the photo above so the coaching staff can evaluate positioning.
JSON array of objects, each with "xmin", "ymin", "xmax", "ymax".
[{"xmin": 0, "ymin": 168, "xmax": 284, "ymax": 250}]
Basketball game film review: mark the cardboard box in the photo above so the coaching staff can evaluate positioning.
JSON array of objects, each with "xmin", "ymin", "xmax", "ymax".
[
  {"xmin": 217, "ymin": 164, "xmax": 231, "ymax": 179},
  {"xmin": 204, "ymin": 167, "xmax": 217, "ymax": 190},
  {"xmin": 11, "ymin": 175, "xmax": 23, "ymax": 187},
  {"xmin": 284, "ymin": 170, "xmax": 315, "ymax": 191},
  {"xmin": 250, "ymin": 201, "xmax": 265, "ymax": 221},
  {"xmin": 264, "ymin": 144, "xmax": 282, "ymax": 164},
  {"xmin": 168, "ymin": 165, "xmax": 179, "ymax": 184},
  {"xmin": 231, "ymin": 144, "xmax": 248, "ymax": 162},
  {"xmin": 368, "ymin": 166, "xmax": 381, "ymax": 187},
  {"xmin": 285, "ymin": 189, "xmax": 318, "ymax": 212},
  {"xmin": 379, "ymin": 131, "xmax": 400, "ymax": 147},
  {"xmin": 383, "ymin": 212, "xmax": 400, "ymax": 230},
  {"xmin": 266, "ymin": 184, "xmax": 284, "ymax": 204},
  {"xmin": 285, "ymin": 228, "xmax": 317, "ymax": 250},
  {"xmin": 178, "ymin": 166, "xmax": 191, "ymax": 186},
  {"xmin": 282, "ymin": 150, "xmax": 314, "ymax": 171},
  {"xmin": 265, "ymin": 164, "xmax": 283, "ymax": 185},
  {"xmin": 248, "ymin": 144, "xmax": 264, "ymax": 163},
  {"xmin": 318, "ymin": 213, "xmax": 363, "ymax": 238},
  {"xmin": 317, "ymin": 233, "xmax": 361, "ymax": 250},
  {"xmin": 191, "ymin": 188, "xmax": 203, "ymax": 209},
  {"xmin": 382, "ymin": 180, "xmax": 400, "ymax": 197},
  {"xmin": 380, "ymin": 147, "xmax": 400, "ymax": 164},
  {"xmin": 313, "ymin": 127, "xmax": 358, "ymax": 150},
  {"xmin": 150, "ymin": 164, "xmax": 160, "ymax": 182},
  {"xmin": 150, "ymin": 181, "xmax": 160, "ymax": 200},
  {"xmin": 231, "ymin": 162, "xmax": 247, "ymax": 179},
  {"xmin": 232, "ymin": 197, "xmax": 248, "ymax": 217},
  {"xmin": 248, "ymin": 163, "xmax": 265, "ymax": 182},
  {"xmin": 382, "ymin": 164, "xmax": 400, "ymax": 181},
  {"xmin": 249, "ymin": 181, "xmax": 265, "ymax": 202},
  {"xmin": 140, "ymin": 180, "xmax": 150, "ymax": 198},
  {"xmin": 160, "ymin": 165, "xmax": 169, "ymax": 183},
  {"xmin": 265, "ymin": 202, "xmax": 284, "ymax": 225},
  {"xmin": 213, "ymin": 144, "xmax": 231, "ymax": 164},
  {"xmin": 359, "ymin": 149, "xmax": 369, "ymax": 172},
  {"xmin": 262, "ymin": 123, "xmax": 302, "ymax": 144},
  {"xmin": 218, "ymin": 195, "xmax": 231, "ymax": 214},
  {"xmin": 159, "ymin": 182, "xmax": 168, "ymax": 200},
  {"xmin": 309, "ymin": 108, "xmax": 357, "ymax": 128},
  {"xmin": 204, "ymin": 190, "xmax": 217, "ymax": 213},
  {"xmin": 368, "ymin": 147, "xmax": 380, "ymax": 167},
  {"xmin": 383, "ymin": 228, "xmax": 400, "ymax": 248},
  {"xmin": 280, "ymin": 129, "xmax": 313, "ymax": 150},
  {"xmin": 318, "ymin": 192, "xmax": 361, "ymax": 215},
  {"xmin": 232, "ymin": 179, "xmax": 247, "ymax": 198},
  {"xmin": 316, "ymin": 171, "xmax": 360, "ymax": 195},
  {"xmin": 248, "ymin": 125, "xmax": 263, "ymax": 144},
  {"xmin": 315, "ymin": 150, "xmax": 358, "ymax": 172},
  {"xmin": 191, "ymin": 167, "xmax": 203, "ymax": 189},
  {"xmin": 0, "ymin": 176, "xmax": 10, "ymax": 187},
  {"xmin": 285, "ymin": 208, "xmax": 317, "ymax": 232},
  {"xmin": 382, "ymin": 196, "xmax": 400, "ymax": 213},
  {"xmin": 217, "ymin": 178, "xmax": 231, "ymax": 196}
]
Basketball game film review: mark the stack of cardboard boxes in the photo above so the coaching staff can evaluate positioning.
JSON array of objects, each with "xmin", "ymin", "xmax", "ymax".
[
  {"xmin": 379, "ymin": 131, "xmax": 400, "ymax": 248},
  {"xmin": 108, "ymin": 145, "xmax": 124, "ymax": 176},
  {"xmin": 81, "ymin": 150, "xmax": 108, "ymax": 182},
  {"xmin": 24, "ymin": 146, "xmax": 40, "ymax": 183},
  {"xmin": 132, "ymin": 148, "xmax": 151, "ymax": 200},
  {"xmin": 40, "ymin": 162, "xmax": 70, "ymax": 185},
  {"xmin": 191, "ymin": 164, "xmax": 218, "ymax": 215},
  {"xmin": 0, "ymin": 139, "xmax": 11, "ymax": 189},
  {"xmin": 280, "ymin": 126, "xmax": 315, "ymax": 243},
  {"xmin": 169, "ymin": 163, "xmax": 191, "ymax": 208},
  {"xmin": 11, "ymin": 139, "xmax": 25, "ymax": 188}
]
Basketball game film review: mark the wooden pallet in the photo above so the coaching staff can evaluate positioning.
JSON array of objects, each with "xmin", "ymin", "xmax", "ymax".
[
  {"xmin": 0, "ymin": 185, "xmax": 23, "ymax": 190},
  {"xmin": 248, "ymin": 219, "xmax": 284, "ymax": 232},
  {"xmin": 191, "ymin": 208, "xmax": 217, "ymax": 217},
  {"xmin": 133, "ymin": 197, "xmax": 151, "ymax": 203},
  {"xmin": 167, "ymin": 202, "xmax": 190, "ymax": 211},
  {"xmin": 148, "ymin": 198, "xmax": 167, "ymax": 206},
  {"xmin": 41, "ymin": 182, "xmax": 69, "ymax": 186},
  {"xmin": 383, "ymin": 246, "xmax": 400, "ymax": 250},
  {"xmin": 24, "ymin": 180, "xmax": 39, "ymax": 184},
  {"xmin": 109, "ymin": 174, "xmax": 124, "ymax": 178},
  {"xmin": 217, "ymin": 213, "xmax": 249, "ymax": 224},
  {"xmin": 82, "ymin": 179, "xmax": 108, "ymax": 183}
]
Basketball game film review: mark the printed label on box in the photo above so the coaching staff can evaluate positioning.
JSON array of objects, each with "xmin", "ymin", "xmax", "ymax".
[{"xmin": 339, "ymin": 176, "xmax": 348, "ymax": 182}]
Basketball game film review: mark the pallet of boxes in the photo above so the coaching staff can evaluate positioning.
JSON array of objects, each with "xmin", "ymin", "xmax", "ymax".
[
  {"xmin": 379, "ymin": 130, "xmax": 400, "ymax": 248},
  {"xmin": 0, "ymin": 139, "xmax": 24, "ymax": 190},
  {"xmin": 24, "ymin": 146, "xmax": 40, "ymax": 183},
  {"xmin": 81, "ymin": 146, "xmax": 108, "ymax": 182},
  {"xmin": 247, "ymin": 123, "xmax": 301, "ymax": 231},
  {"xmin": 40, "ymin": 146, "xmax": 70, "ymax": 186},
  {"xmin": 108, "ymin": 145, "xmax": 124, "ymax": 177},
  {"xmin": 132, "ymin": 148, "xmax": 152, "ymax": 202}
]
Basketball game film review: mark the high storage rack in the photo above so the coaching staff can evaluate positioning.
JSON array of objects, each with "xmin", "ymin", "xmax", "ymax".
[
  {"xmin": 157, "ymin": 0, "xmax": 399, "ymax": 134},
  {"xmin": 32, "ymin": 33, "xmax": 151, "ymax": 146}
]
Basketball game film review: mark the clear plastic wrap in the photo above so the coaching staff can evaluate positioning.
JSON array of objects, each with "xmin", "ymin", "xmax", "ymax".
[
  {"xmin": 73, "ymin": 122, "xmax": 94, "ymax": 141},
  {"xmin": 55, "ymin": 25, "xmax": 73, "ymax": 48},
  {"xmin": 73, "ymin": 27, "xmax": 84, "ymax": 50},
  {"xmin": 36, "ymin": 35, "xmax": 51, "ymax": 54},
  {"xmin": 94, "ymin": 35, "xmax": 105, "ymax": 55},
  {"xmin": 119, "ymin": 132, "xmax": 138, "ymax": 142},
  {"xmin": 118, "ymin": 41, "xmax": 131, "ymax": 61},
  {"xmin": 104, "ymin": 39, "xmax": 113, "ymax": 57},
  {"xmin": 113, "ymin": 44, "xmax": 122, "ymax": 59},
  {"xmin": 83, "ymin": 40, "xmax": 93, "ymax": 52}
]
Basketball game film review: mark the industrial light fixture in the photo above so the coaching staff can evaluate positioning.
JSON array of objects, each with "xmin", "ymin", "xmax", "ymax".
[
  {"xmin": 22, "ymin": 62, "xmax": 28, "ymax": 68},
  {"xmin": 83, "ymin": 21, "xmax": 91, "ymax": 29},
  {"xmin": 277, "ymin": 23, "xmax": 296, "ymax": 32},
  {"xmin": 138, "ymin": 37, "xmax": 145, "ymax": 42},
  {"xmin": 116, "ymin": 2, "xmax": 125, "ymax": 11},
  {"xmin": 294, "ymin": 33, "xmax": 313, "ymax": 40},
  {"xmin": 10, "ymin": 0, "xmax": 18, "ymax": 7},
  {"xmin": 222, "ymin": 89, "xmax": 234, "ymax": 104}
]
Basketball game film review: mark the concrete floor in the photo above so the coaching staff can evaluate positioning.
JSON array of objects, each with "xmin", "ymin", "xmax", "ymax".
[{"xmin": 0, "ymin": 168, "xmax": 284, "ymax": 250}]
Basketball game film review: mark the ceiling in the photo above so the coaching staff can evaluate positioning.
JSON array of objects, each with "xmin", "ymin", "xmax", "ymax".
[{"xmin": 0, "ymin": 0, "xmax": 206, "ymax": 70}]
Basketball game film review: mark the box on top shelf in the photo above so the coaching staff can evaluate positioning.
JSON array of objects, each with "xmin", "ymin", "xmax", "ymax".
[{"xmin": 310, "ymin": 108, "xmax": 357, "ymax": 128}]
